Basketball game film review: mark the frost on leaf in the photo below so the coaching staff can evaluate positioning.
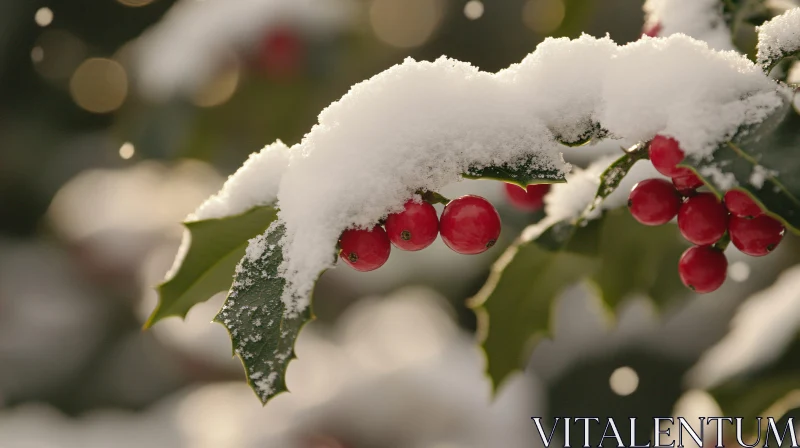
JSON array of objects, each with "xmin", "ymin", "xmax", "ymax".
[{"xmin": 214, "ymin": 221, "xmax": 312, "ymax": 404}]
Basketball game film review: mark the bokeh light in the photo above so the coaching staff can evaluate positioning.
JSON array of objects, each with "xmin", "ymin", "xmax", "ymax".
[
  {"xmin": 522, "ymin": 0, "xmax": 566, "ymax": 35},
  {"xmin": 33, "ymin": 30, "xmax": 87, "ymax": 80},
  {"xmin": 609, "ymin": 366, "xmax": 639, "ymax": 396},
  {"xmin": 119, "ymin": 142, "xmax": 135, "ymax": 160},
  {"xmin": 192, "ymin": 59, "xmax": 241, "ymax": 108},
  {"xmin": 30, "ymin": 46, "xmax": 44, "ymax": 64},
  {"xmin": 728, "ymin": 261, "xmax": 751, "ymax": 282},
  {"xmin": 464, "ymin": 0, "xmax": 485, "ymax": 20},
  {"xmin": 369, "ymin": 0, "xmax": 444, "ymax": 48},
  {"xmin": 34, "ymin": 7, "xmax": 54, "ymax": 27},
  {"xmin": 69, "ymin": 58, "xmax": 128, "ymax": 113},
  {"xmin": 117, "ymin": 0, "xmax": 157, "ymax": 7}
]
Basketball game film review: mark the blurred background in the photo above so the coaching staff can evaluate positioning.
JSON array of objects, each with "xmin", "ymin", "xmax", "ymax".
[{"xmin": 2, "ymin": 0, "xmax": 800, "ymax": 446}]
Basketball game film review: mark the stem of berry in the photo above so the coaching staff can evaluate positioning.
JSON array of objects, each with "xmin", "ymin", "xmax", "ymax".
[
  {"xmin": 419, "ymin": 190, "xmax": 450, "ymax": 205},
  {"xmin": 713, "ymin": 231, "xmax": 731, "ymax": 251}
]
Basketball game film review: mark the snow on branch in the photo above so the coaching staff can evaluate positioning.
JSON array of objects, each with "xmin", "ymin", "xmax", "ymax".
[
  {"xmin": 192, "ymin": 141, "xmax": 291, "ymax": 221},
  {"xmin": 190, "ymin": 34, "xmax": 787, "ymax": 319},
  {"xmin": 757, "ymin": 7, "xmax": 800, "ymax": 72}
]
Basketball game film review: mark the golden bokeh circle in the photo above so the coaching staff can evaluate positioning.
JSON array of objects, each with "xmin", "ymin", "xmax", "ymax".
[{"xmin": 69, "ymin": 58, "xmax": 128, "ymax": 113}]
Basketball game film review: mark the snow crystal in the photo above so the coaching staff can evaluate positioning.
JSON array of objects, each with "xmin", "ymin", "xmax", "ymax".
[
  {"xmin": 191, "ymin": 141, "xmax": 291, "ymax": 221},
  {"xmin": 202, "ymin": 34, "xmax": 785, "ymax": 318},
  {"xmin": 643, "ymin": 0, "xmax": 734, "ymax": 51},
  {"xmin": 757, "ymin": 7, "xmax": 800, "ymax": 68}
]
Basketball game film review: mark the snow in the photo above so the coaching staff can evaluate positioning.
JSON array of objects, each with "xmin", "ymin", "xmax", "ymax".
[
  {"xmin": 190, "ymin": 33, "xmax": 786, "ymax": 318},
  {"xmin": 757, "ymin": 7, "xmax": 800, "ymax": 68},
  {"xmin": 643, "ymin": 0, "xmax": 734, "ymax": 51},
  {"xmin": 750, "ymin": 164, "xmax": 778, "ymax": 189},
  {"xmin": 529, "ymin": 155, "xmax": 665, "ymax": 236},
  {"xmin": 686, "ymin": 264, "xmax": 800, "ymax": 388},
  {"xmin": 192, "ymin": 141, "xmax": 291, "ymax": 221},
  {"xmin": 601, "ymin": 36, "xmax": 786, "ymax": 155},
  {"xmin": 133, "ymin": 0, "xmax": 355, "ymax": 101}
]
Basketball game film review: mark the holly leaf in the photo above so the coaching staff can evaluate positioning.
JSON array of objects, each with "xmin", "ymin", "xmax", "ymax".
[
  {"xmin": 145, "ymin": 206, "xmax": 279, "ymax": 328},
  {"xmin": 463, "ymin": 154, "xmax": 567, "ymax": 188},
  {"xmin": 469, "ymin": 217, "xmax": 601, "ymax": 390},
  {"xmin": 214, "ymin": 222, "xmax": 315, "ymax": 404},
  {"xmin": 579, "ymin": 143, "xmax": 649, "ymax": 220},
  {"xmin": 471, "ymin": 207, "xmax": 689, "ymax": 389},
  {"xmin": 591, "ymin": 212, "xmax": 687, "ymax": 309},
  {"xmin": 684, "ymin": 105, "xmax": 800, "ymax": 233}
]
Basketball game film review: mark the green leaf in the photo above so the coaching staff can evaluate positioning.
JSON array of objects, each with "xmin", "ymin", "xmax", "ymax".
[
  {"xmin": 214, "ymin": 222, "xmax": 315, "ymax": 404},
  {"xmin": 469, "ymin": 219, "xmax": 601, "ymax": 390},
  {"xmin": 579, "ymin": 143, "xmax": 648, "ymax": 221},
  {"xmin": 471, "ymin": 209, "xmax": 689, "ymax": 389},
  {"xmin": 463, "ymin": 154, "xmax": 567, "ymax": 188},
  {"xmin": 684, "ymin": 106, "xmax": 800, "ymax": 233},
  {"xmin": 146, "ymin": 206, "xmax": 279, "ymax": 328},
  {"xmin": 591, "ymin": 212, "xmax": 687, "ymax": 309}
]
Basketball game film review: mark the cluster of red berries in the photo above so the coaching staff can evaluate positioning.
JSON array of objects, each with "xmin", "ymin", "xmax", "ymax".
[
  {"xmin": 628, "ymin": 135, "xmax": 786, "ymax": 293},
  {"xmin": 338, "ymin": 195, "xmax": 502, "ymax": 272}
]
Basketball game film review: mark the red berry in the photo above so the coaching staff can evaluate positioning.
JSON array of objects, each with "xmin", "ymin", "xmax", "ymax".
[
  {"xmin": 678, "ymin": 192, "xmax": 728, "ymax": 245},
  {"xmin": 729, "ymin": 215, "xmax": 785, "ymax": 256},
  {"xmin": 649, "ymin": 135, "xmax": 686, "ymax": 177},
  {"xmin": 642, "ymin": 22, "xmax": 662, "ymax": 38},
  {"xmin": 627, "ymin": 178, "xmax": 681, "ymax": 226},
  {"xmin": 440, "ymin": 195, "xmax": 501, "ymax": 255},
  {"xmin": 385, "ymin": 199, "xmax": 439, "ymax": 251},
  {"xmin": 258, "ymin": 27, "xmax": 304, "ymax": 78},
  {"xmin": 339, "ymin": 225, "xmax": 391, "ymax": 272},
  {"xmin": 671, "ymin": 168, "xmax": 703, "ymax": 195},
  {"xmin": 504, "ymin": 183, "xmax": 550, "ymax": 211},
  {"xmin": 678, "ymin": 246, "xmax": 727, "ymax": 293},
  {"xmin": 723, "ymin": 190, "xmax": 763, "ymax": 219}
]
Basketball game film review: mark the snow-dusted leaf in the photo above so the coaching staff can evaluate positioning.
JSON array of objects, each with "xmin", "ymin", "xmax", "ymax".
[
  {"xmin": 757, "ymin": 7, "xmax": 800, "ymax": 74},
  {"xmin": 463, "ymin": 155, "xmax": 566, "ymax": 189},
  {"xmin": 214, "ymin": 222, "xmax": 314, "ymax": 404},
  {"xmin": 146, "ymin": 206, "xmax": 278, "ymax": 328},
  {"xmin": 684, "ymin": 104, "xmax": 800, "ymax": 233},
  {"xmin": 471, "ymin": 209, "xmax": 687, "ymax": 389}
]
